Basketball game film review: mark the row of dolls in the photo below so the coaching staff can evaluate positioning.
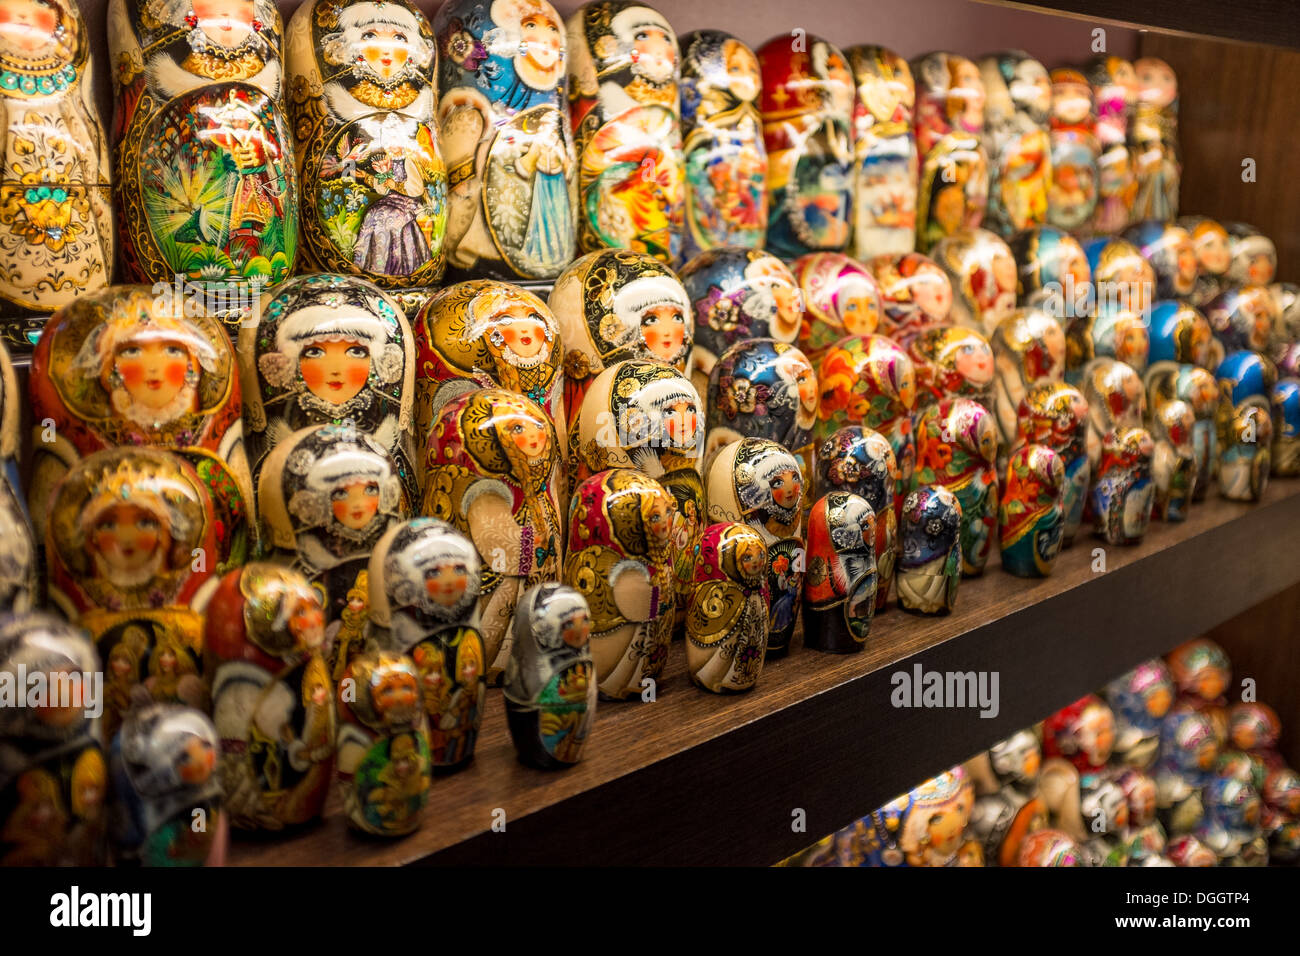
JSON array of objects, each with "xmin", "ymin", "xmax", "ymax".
[
  {"xmin": 782, "ymin": 637, "xmax": 1300, "ymax": 867},
  {"xmin": 2, "ymin": 0, "xmax": 1187, "ymax": 345}
]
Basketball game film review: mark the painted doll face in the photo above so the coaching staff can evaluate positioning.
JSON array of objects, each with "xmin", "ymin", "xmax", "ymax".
[
  {"xmin": 178, "ymin": 734, "xmax": 216, "ymax": 784},
  {"xmin": 769, "ymin": 466, "xmax": 803, "ymax": 511},
  {"xmin": 933, "ymin": 185, "xmax": 965, "ymax": 235},
  {"xmin": 948, "ymin": 58, "xmax": 985, "ymax": 123},
  {"xmin": 631, "ymin": 22, "xmax": 675, "ymax": 85},
  {"xmin": 494, "ymin": 304, "xmax": 551, "ymax": 361},
  {"xmin": 0, "ymin": 0, "xmax": 61, "ymax": 55},
  {"xmin": 737, "ymin": 540, "xmax": 765, "ymax": 578},
  {"xmin": 1247, "ymin": 254, "xmax": 1274, "ymax": 286},
  {"xmin": 1174, "ymin": 236, "xmax": 1198, "ymax": 290},
  {"xmin": 1079, "ymin": 703, "xmax": 1115, "ymax": 765},
  {"xmin": 289, "ymin": 598, "xmax": 326, "ymax": 649},
  {"xmin": 662, "ymin": 396, "xmax": 699, "ymax": 447},
  {"xmin": 356, "ymin": 24, "xmax": 413, "ymax": 83},
  {"xmin": 190, "ymin": 0, "xmax": 257, "ymax": 48},
  {"xmin": 373, "ymin": 670, "xmax": 419, "ymax": 724},
  {"xmin": 560, "ymin": 609, "xmax": 591, "ymax": 647},
  {"xmin": 954, "ymin": 340, "xmax": 994, "ymax": 386},
  {"xmin": 927, "ymin": 805, "xmax": 966, "ymax": 855},
  {"xmin": 838, "ymin": 279, "xmax": 880, "ymax": 336},
  {"xmin": 1137, "ymin": 60, "xmax": 1176, "ymax": 108},
  {"xmin": 504, "ymin": 415, "xmax": 550, "ymax": 460},
  {"xmin": 331, "ymin": 479, "xmax": 381, "ymax": 529},
  {"xmin": 640, "ymin": 303, "xmax": 688, "ymax": 362},
  {"xmin": 519, "ymin": 12, "xmax": 562, "ymax": 74},
  {"xmin": 416, "ymin": 651, "xmax": 445, "ymax": 700},
  {"xmin": 913, "ymin": 263, "xmax": 953, "ymax": 321},
  {"xmin": 109, "ymin": 648, "xmax": 134, "ymax": 678},
  {"xmin": 114, "ymin": 340, "xmax": 193, "ymax": 412},
  {"xmin": 299, "ymin": 339, "xmax": 370, "ymax": 404},
  {"xmin": 771, "ymin": 282, "xmax": 802, "ymax": 339},
  {"xmin": 780, "ymin": 353, "xmax": 819, "ymax": 415},
  {"xmin": 644, "ymin": 495, "xmax": 674, "ymax": 543},
  {"xmin": 1197, "ymin": 229, "xmax": 1230, "ymax": 274},
  {"xmin": 1061, "ymin": 245, "xmax": 1090, "ymax": 289},
  {"xmin": 90, "ymin": 504, "xmax": 168, "ymax": 579},
  {"xmin": 722, "ymin": 38, "xmax": 759, "ymax": 102},
  {"xmin": 424, "ymin": 558, "xmax": 470, "ymax": 608}
]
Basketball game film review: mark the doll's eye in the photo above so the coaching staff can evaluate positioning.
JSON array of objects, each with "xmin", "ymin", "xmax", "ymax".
[
  {"xmin": 362, "ymin": 31, "xmax": 376, "ymax": 40},
  {"xmin": 137, "ymin": 516, "xmax": 160, "ymax": 531},
  {"xmin": 165, "ymin": 345, "xmax": 187, "ymax": 359},
  {"xmin": 364, "ymin": 482, "xmax": 380, "ymax": 497},
  {"xmin": 303, "ymin": 346, "xmax": 324, "ymax": 359},
  {"xmin": 118, "ymin": 346, "xmax": 142, "ymax": 359},
  {"xmin": 346, "ymin": 345, "xmax": 369, "ymax": 359},
  {"xmin": 331, "ymin": 488, "xmax": 348, "ymax": 501},
  {"xmin": 394, "ymin": 33, "xmax": 407, "ymax": 43}
]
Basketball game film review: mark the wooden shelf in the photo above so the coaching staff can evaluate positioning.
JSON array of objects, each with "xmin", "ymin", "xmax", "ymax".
[{"xmin": 229, "ymin": 479, "xmax": 1300, "ymax": 866}]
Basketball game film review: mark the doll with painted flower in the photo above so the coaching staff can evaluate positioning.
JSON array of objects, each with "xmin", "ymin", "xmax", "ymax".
[
  {"xmin": 930, "ymin": 228, "xmax": 1017, "ymax": 337},
  {"xmin": 790, "ymin": 252, "xmax": 883, "ymax": 359},
  {"xmin": 913, "ymin": 398, "xmax": 998, "ymax": 576},
  {"xmin": 1014, "ymin": 382, "xmax": 1090, "ymax": 546},
  {"xmin": 686, "ymin": 522, "xmax": 770, "ymax": 688},
  {"xmin": 705, "ymin": 338, "xmax": 817, "ymax": 473},
  {"xmin": 998, "ymin": 442, "xmax": 1065, "ymax": 577},
  {"xmin": 802, "ymin": 492, "xmax": 876, "ymax": 652}
]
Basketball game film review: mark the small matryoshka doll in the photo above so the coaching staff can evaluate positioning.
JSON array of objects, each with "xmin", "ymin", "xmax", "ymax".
[
  {"xmin": 203, "ymin": 563, "xmax": 335, "ymax": 830},
  {"xmin": 1264, "ymin": 768, "xmax": 1300, "ymax": 864},
  {"xmin": 1228, "ymin": 702, "xmax": 1282, "ymax": 764},
  {"xmin": 802, "ymin": 492, "xmax": 875, "ymax": 653},
  {"xmin": 1104, "ymin": 658, "xmax": 1176, "ymax": 770},
  {"xmin": 0, "ymin": 613, "xmax": 108, "ymax": 866},
  {"xmin": 1225, "ymin": 222, "xmax": 1277, "ymax": 287},
  {"xmin": 422, "ymin": 389, "xmax": 562, "ymax": 682},
  {"xmin": 869, "ymin": 251, "xmax": 953, "ymax": 339},
  {"xmin": 1215, "ymin": 350, "xmax": 1276, "ymax": 502},
  {"xmin": 1149, "ymin": 398, "xmax": 1197, "ymax": 521},
  {"xmin": 1130, "ymin": 57, "xmax": 1180, "ymax": 221},
  {"xmin": 705, "ymin": 339, "xmax": 817, "ymax": 470},
  {"xmin": 0, "ymin": 341, "xmax": 37, "ymax": 610},
  {"xmin": 504, "ymin": 582, "xmax": 596, "ymax": 768},
  {"xmin": 990, "ymin": 308, "xmax": 1067, "ymax": 457},
  {"xmin": 1044, "ymin": 694, "xmax": 1116, "ymax": 775},
  {"xmin": 846, "ymin": 45, "xmax": 917, "ymax": 260},
  {"xmin": 1084, "ymin": 55, "xmax": 1138, "ymax": 235},
  {"xmin": 565, "ymin": 0, "xmax": 683, "ymax": 263},
  {"xmin": 931, "ymin": 228, "xmax": 1018, "ymax": 337},
  {"xmin": 791, "ymin": 252, "xmax": 882, "ymax": 359},
  {"xmin": 687, "ymin": 522, "xmax": 770, "ymax": 687},
  {"xmin": 1177, "ymin": 216, "xmax": 1231, "ymax": 307},
  {"xmin": 866, "ymin": 767, "xmax": 978, "ymax": 867},
  {"xmin": 1039, "ymin": 760, "xmax": 1131, "ymax": 865},
  {"xmin": 1046, "ymin": 67, "xmax": 1100, "ymax": 232},
  {"xmin": 1272, "ymin": 378, "xmax": 1300, "ymax": 477},
  {"xmin": 288, "ymin": 0, "xmax": 448, "ymax": 286},
  {"xmin": 1008, "ymin": 226, "xmax": 1091, "ymax": 316},
  {"xmin": 1080, "ymin": 356, "xmax": 1146, "ymax": 467},
  {"xmin": 334, "ymin": 649, "xmax": 430, "ymax": 835},
  {"xmin": 677, "ymin": 30, "xmax": 767, "ymax": 257},
  {"xmin": 1167, "ymin": 637, "xmax": 1231, "ymax": 740},
  {"xmin": 1196, "ymin": 776, "xmax": 1267, "ymax": 865},
  {"xmin": 1017, "ymin": 828, "xmax": 1085, "ymax": 866},
  {"xmin": 1066, "ymin": 307, "xmax": 1150, "ymax": 385},
  {"xmin": 1271, "ymin": 281, "xmax": 1300, "ymax": 349},
  {"xmin": 914, "ymin": 399, "xmax": 997, "ymax": 576},
  {"xmin": 965, "ymin": 729, "xmax": 1049, "ymax": 867},
  {"xmin": 976, "ymin": 51, "xmax": 1051, "ymax": 240},
  {"xmin": 1118, "ymin": 767, "xmax": 1173, "ymax": 865},
  {"xmin": 433, "ymin": 0, "xmax": 574, "ymax": 281},
  {"xmin": 1146, "ymin": 363, "xmax": 1218, "ymax": 502},
  {"xmin": 565, "ymin": 469, "xmax": 676, "ymax": 700},
  {"xmin": 998, "ymin": 443, "xmax": 1064, "ymax": 577},
  {"xmin": 1014, "ymin": 382, "xmax": 1090, "ymax": 545},
  {"xmin": 109, "ymin": 703, "xmax": 226, "ymax": 866},
  {"xmin": 814, "ymin": 426, "xmax": 898, "ymax": 612},
  {"xmin": 757, "ymin": 33, "xmax": 855, "ymax": 259},
  {"xmin": 1205, "ymin": 285, "xmax": 1277, "ymax": 357},
  {"xmin": 549, "ymin": 249, "xmax": 692, "ymax": 420},
  {"xmin": 1147, "ymin": 300, "xmax": 1215, "ymax": 371},
  {"xmin": 897, "ymin": 485, "xmax": 961, "ymax": 615},
  {"xmin": 1089, "ymin": 426, "xmax": 1155, "ymax": 545},
  {"xmin": 1084, "ymin": 235, "xmax": 1154, "ymax": 317},
  {"xmin": 706, "ymin": 438, "xmax": 804, "ymax": 654},
  {"xmin": 368, "ymin": 519, "xmax": 484, "ymax": 771},
  {"xmin": 0, "ymin": 0, "xmax": 113, "ymax": 333},
  {"xmin": 1123, "ymin": 219, "xmax": 1197, "ymax": 301},
  {"xmin": 907, "ymin": 324, "xmax": 995, "ymax": 412}
]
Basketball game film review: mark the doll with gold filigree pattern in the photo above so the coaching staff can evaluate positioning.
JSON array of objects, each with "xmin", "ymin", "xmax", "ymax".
[
  {"xmin": 990, "ymin": 308, "xmax": 1066, "ymax": 465},
  {"xmin": 1090, "ymin": 426, "xmax": 1155, "ymax": 545},
  {"xmin": 999, "ymin": 443, "xmax": 1064, "ymax": 577},
  {"xmin": 1014, "ymin": 382, "xmax": 1090, "ymax": 546},
  {"xmin": 906, "ymin": 324, "xmax": 994, "ymax": 415},
  {"xmin": 686, "ymin": 522, "xmax": 769, "ymax": 687},
  {"xmin": 914, "ymin": 398, "xmax": 997, "ymax": 576},
  {"xmin": 704, "ymin": 337, "xmax": 817, "ymax": 473},
  {"xmin": 846, "ymin": 45, "xmax": 916, "ymax": 260},
  {"xmin": 802, "ymin": 493, "xmax": 875, "ymax": 652}
]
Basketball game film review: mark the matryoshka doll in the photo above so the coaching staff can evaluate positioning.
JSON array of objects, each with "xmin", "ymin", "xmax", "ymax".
[
  {"xmin": 814, "ymin": 426, "xmax": 898, "ymax": 612},
  {"xmin": 1264, "ymin": 767, "xmax": 1300, "ymax": 864},
  {"xmin": 1043, "ymin": 694, "xmax": 1116, "ymax": 775},
  {"xmin": 1080, "ymin": 356, "xmax": 1146, "ymax": 468},
  {"xmin": 1066, "ymin": 307, "xmax": 1149, "ymax": 385},
  {"xmin": 565, "ymin": 0, "xmax": 683, "ymax": 263},
  {"xmin": 565, "ymin": 469, "xmax": 676, "ymax": 700},
  {"xmin": 1014, "ymin": 382, "xmax": 1090, "ymax": 545},
  {"xmin": 549, "ymin": 249, "xmax": 692, "ymax": 421},
  {"xmin": 1008, "ymin": 226, "xmax": 1090, "ymax": 316},
  {"xmin": 998, "ymin": 443, "xmax": 1064, "ymax": 577},
  {"xmin": 1228, "ymin": 702, "xmax": 1282, "ymax": 764},
  {"xmin": 0, "ymin": 0, "xmax": 113, "ymax": 340},
  {"xmin": 1271, "ymin": 282, "xmax": 1300, "ymax": 353},
  {"xmin": 1272, "ymin": 378, "xmax": 1300, "ymax": 477},
  {"xmin": 1146, "ymin": 362, "xmax": 1218, "ymax": 501},
  {"xmin": 1205, "ymin": 284, "xmax": 1277, "ymax": 357},
  {"xmin": 965, "ymin": 729, "xmax": 1049, "ymax": 867},
  {"xmin": 869, "ymin": 251, "xmax": 953, "ymax": 339},
  {"xmin": 1130, "ymin": 57, "xmax": 1179, "ymax": 221},
  {"xmin": 108, "ymin": 0, "xmax": 297, "ymax": 317},
  {"xmin": 907, "ymin": 324, "xmax": 995, "ymax": 413},
  {"xmin": 1089, "ymin": 426, "xmax": 1155, "ymax": 546},
  {"xmin": 706, "ymin": 438, "xmax": 804, "ymax": 654},
  {"xmin": 686, "ymin": 522, "xmax": 770, "ymax": 687},
  {"xmin": 368, "ymin": 519, "xmax": 485, "ymax": 771},
  {"xmin": 990, "ymin": 308, "xmax": 1066, "ymax": 459},
  {"xmin": 1040, "ymin": 766, "xmax": 1131, "ymax": 865},
  {"xmin": 1225, "ymin": 222, "xmax": 1276, "ymax": 287},
  {"xmin": 1167, "ymin": 637, "xmax": 1231, "ymax": 745},
  {"xmin": 757, "ymin": 33, "xmax": 854, "ymax": 258},
  {"xmin": 28, "ymin": 286, "xmax": 253, "ymax": 563},
  {"xmin": 241, "ymin": 273, "xmax": 419, "ymax": 504},
  {"xmin": 288, "ymin": 0, "xmax": 448, "ymax": 287},
  {"xmin": 1104, "ymin": 658, "xmax": 1176, "ymax": 770},
  {"xmin": 109, "ymin": 703, "xmax": 226, "ymax": 865},
  {"xmin": 0, "ymin": 614, "xmax": 108, "ymax": 866},
  {"xmin": 1084, "ymin": 235, "xmax": 1153, "ymax": 317},
  {"xmin": 976, "ymin": 51, "xmax": 1051, "ymax": 240},
  {"xmin": 897, "ymin": 485, "xmax": 961, "ymax": 615},
  {"xmin": 1215, "ymin": 350, "xmax": 1275, "ymax": 501},
  {"xmin": 1147, "ymin": 300, "xmax": 1214, "ymax": 372},
  {"xmin": 1178, "ymin": 216, "xmax": 1231, "ymax": 307},
  {"xmin": 1195, "ymin": 776, "xmax": 1267, "ymax": 865},
  {"xmin": 0, "ymin": 341, "xmax": 37, "ymax": 610},
  {"xmin": 1118, "ymin": 768, "xmax": 1173, "ymax": 864},
  {"xmin": 1123, "ymin": 219, "xmax": 1197, "ymax": 301},
  {"xmin": 677, "ymin": 30, "xmax": 767, "ymax": 257},
  {"xmin": 1149, "ymin": 398, "xmax": 1196, "ymax": 521},
  {"xmin": 846, "ymin": 45, "xmax": 916, "ymax": 260},
  {"xmin": 1084, "ymin": 55, "xmax": 1138, "ymax": 235},
  {"xmin": 433, "ymin": 0, "xmax": 575, "ymax": 280},
  {"xmin": 1046, "ymin": 67, "xmax": 1099, "ymax": 232},
  {"xmin": 914, "ymin": 398, "xmax": 997, "ymax": 576},
  {"xmin": 791, "ymin": 252, "xmax": 882, "ymax": 360},
  {"xmin": 503, "ymin": 582, "xmax": 596, "ymax": 768},
  {"xmin": 704, "ymin": 339, "xmax": 817, "ymax": 472},
  {"xmin": 802, "ymin": 492, "xmax": 876, "ymax": 653},
  {"xmin": 862, "ymin": 767, "xmax": 979, "ymax": 867},
  {"xmin": 1017, "ymin": 828, "xmax": 1084, "ymax": 866},
  {"xmin": 203, "ymin": 563, "xmax": 335, "ymax": 830},
  {"xmin": 334, "ymin": 649, "xmax": 430, "ymax": 835},
  {"xmin": 422, "ymin": 389, "xmax": 562, "ymax": 682},
  {"xmin": 930, "ymin": 228, "xmax": 1018, "ymax": 337}
]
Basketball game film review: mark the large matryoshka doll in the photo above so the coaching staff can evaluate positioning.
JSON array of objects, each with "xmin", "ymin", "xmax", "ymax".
[
  {"xmin": 791, "ymin": 252, "xmax": 882, "ymax": 360},
  {"xmin": 931, "ymin": 228, "xmax": 1018, "ymax": 337},
  {"xmin": 288, "ymin": 0, "xmax": 448, "ymax": 286},
  {"xmin": 1130, "ymin": 56, "xmax": 1179, "ymax": 221},
  {"xmin": 433, "ymin": 0, "xmax": 575, "ymax": 280},
  {"xmin": 242, "ymin": 273, "xmax": 418, "ymax": 504},
  {"xmin": 706, "ymin": 437, "xmax": 804, "ymax": 656},
  {"xmin": 1104, "ymin": 658, "xmax": 1175, "ymax": 771},
  {"xmin": 686, "ymin": 522, "xmax": 770, "ymax": 686},
  {"xmin": 1046, "ymin": 67, "xmax": 1099, "ymax": 233},
  {"xmin": 1272, "ymin": 378, "xmax": 1300, "ymax": 477},
  {"xmin": 704, "ymin": 338, "xmax": 817, "ymax": 473},
  {"xmin": 0, "ymin": 613, "xmax": 108, "ymax": 866},
  {"xmin": 422, "ymin": 388, "xmax": 561, "ymax": 682},
  {"xmin": 911, "ymin": 52, "xmax": 988, "ymax": 254},
  {"xmin": 677, "ymin": 30, "xmax": 767, "ymax": 257},
  {"xmin": 566, "ymin": 468, "xmax": 676, "ymax": 699},
  {"xmin": 802, "ymin": 493, "xmax": 875, "ymax": 653},
  {"xmin": 814, "ymin": 426, "xmax": 898, "ymax": 612},
  {"xmin": 1009, "ymin": 225, "xmax": 1090, "ymax": 316},
  {"xmin": 846, "ymin": 44, "xmax": 916, "ymax": 260},
  {"xmin": 108, "ymin": 0, "xmax": 297, "ymax": 321},
  {"xmin": 1215, "ymin": 350, "xmax": 1275, "ymax": 502},
  {"xmin": 757, "ymin": 33, "xmax": 854, "ymax": 259},
  {"xmin": 1081, "ymin": 356, "xmax": 1146, "ymax": 467},
  {"xmin": 0, "ymin": 341, "xmax": 36, "ymax": 610},
  {"xmin": 907, "ymin": 324, "xmax": 995, "ymax": 414},
  {"xmin": 1205, "ymin": 284, "xmax": 1277, "ymax": 358},
  {"xmin": 868, "ymin": 251, "xmax": 953, "ymax": 340},
  {"xmin": 966, "ymin": 729, "xmax": 1049, "ymax": 867},
  {"xmin": 1124, "ymin": 219, "xmax": 1197, "ymax": 302},
  {"xmin": 368, "ymin": 519, "xmax": 484, "ymax": 771},
  {"xmin": 45, "ymin": 448, "xmax": 217, "ymax": 743},
  {"xmin": 1147, "ymin": 300, "xmax": 1215, "ymax": 373},
  {"xmin": 897, "ymin": 484, "xmax": 961, "ymax": 615},
  {"xmin": 1084, "ymin": 235, "xmax": 1154, "ymax": 317},
  {"xmin": 549, "ymin": 248, "xmax": 691, "ymax": 422},
  {"xmin": 998, "ymin": 442, "xmax": 1064, "ymax": 577},
  {"xmin": 1065, "ymin": 306, "xmax": 1149, "ymax": 386},
  {"xmin": 976, "ymin": 51, "xmax": 1051, "ymax": 240},
  {"xmin": 989, "ymin": 307, "xmax": 1066, "ymax": 460},
  {"xmin": 0, "ymin": 0, "xmax": 113, "ymax": 344},
  {"xmin": 1090, "ymin": 425, "xmax": 1155, "ymax": 545},
  {"xmin": 565, "ymin": 0, "xmax": 683, "ymax": 263},
  {"xmin": 1084, "ymin": 55, "xmax": 1138, "ymax": 235},
  {"xmin": 1178, "ymin": 216, "xmax": 1231, "ymax": 307},
  {"xmin": 1015, "ymin": 382, "xmax": 1090, "ymax": 545},
  {"xmin": 1225, "ymin": 222, "xmax": 1277, "ymax": 287},
  {"xmin": 913, "ymin": 398, "xmax": 998, "ymax": 576},
  {"xmin": 204, "ymin": 563, "xmax": 335, "ymax": 830}
]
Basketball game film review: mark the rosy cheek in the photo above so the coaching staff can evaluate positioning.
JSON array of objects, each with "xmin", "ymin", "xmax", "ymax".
[
  {"xmin": 332, "ymin": 501, "xmax": 349, "ymax": 522},
  {"xmin": 118, "ymin": 360, "xmax": 145, "ymax": 388},
  {"xmin": 346, "ymin": 362, "xmax": 369, "ymax": 387},
  {"xmin": 165, "ymin": 359, "xmax": 188, "ymax": 387}
]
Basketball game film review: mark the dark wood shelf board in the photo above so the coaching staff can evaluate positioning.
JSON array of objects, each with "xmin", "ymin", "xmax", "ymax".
[{"xmin": 229, "ymin": 479, "xmax": 1300, "ymax": 866}]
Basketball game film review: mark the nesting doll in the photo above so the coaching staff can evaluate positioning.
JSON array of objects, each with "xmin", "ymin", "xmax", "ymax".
[
  {"xmin": 1124, "ymin": 220, "xmax": 1196, "ymax": 301},
  {"xmin": 1008, "ymin": 226, "xmax": 1090, "ymax": 315},
  {"xmin": 680, "ymin": 247, "xmax": 801, "ymax": 404},
  {"xmin": 706, "ymin": 438, "xmax": 804, "ymax": 653},
  {"xmin": 757, "ymin": 34, "xmax": 854, "ymax": 258},
  {"xmin": 1104, "ymin": 658, "xmax": 1176, "ymax": 770},
  {"xmin": 868, "ymin": 251, "xmax": 953, "ymax": 339},
  {"xmin": 1130, "ymin": 57, "xmax": 1179, "ymax": 221},
  {"xmin": 0, "ymin": 614, "xmax": 107, "ymax": 866},
  {"xmin": 1227, "ymin": 702, "xmax": 1282, "ymax": 761},
  {"xmin": 1090, "ymin": 426, "xmax": 1155, "ymax": 545},
  {"xmin": 109, "ymin": 703, "xmax": 225, "ymax": 865},
  {"xmin": 846, "ymin": 45, "xmax": 916, "ymax": 259},
  {"xmin": 1043, "ymin": 694, "xmax": 1116, "ymax": 775},
  {"xmin": 1272, "ymin": 378, "xmax": 1300, "ymax": 477},
  {"xmin": 549, "ymin": 248, "xmax": 692, "ymax": 420},
  {"xmin": 976, "ymin": 51, "xmax": 1051, "ymax": 240},
  {"xmin": 1264, "ymin": 768, "xmax": 1300, "ymax": 864},
  {"xmin": 998, "ymin": 443, "xmax": 1064, "ymax": 577},
  {"xmin": 1084, "ymin": 55, "xmax": 1137, "ymax": 234},
  {"xmin": 686, "ymin": 522, "xmax": 770, "ymax": 687},
  {"xmin": 1167, "ymin": 637, "xmax": 1231, "ymax": 744},
  {"xmin": 1118, "ymin": 768, "xmax": 1173, "ymax": 865},
  {"xmin": 433, "ymin": 0, "xmax": 576, "ymax": 280},
  {"xmin": 1040, "ymin": 766, "xmax": 1131, "ymax": 865},
  {"xmin": 1046, "ymin": 68, "xmax": 1099, "ymax": 232},
  {"xmin": 930, "ymin": 228, "xmax": 1018, "ymax": 337},
  {"xmin": 791, "ymin": 252, "xmax": 882, "ymax": 359},
  {"xmin": 0, "ymin": 0, "xmax": 113, "ymax": 338},
  {"xmin": 677, "ymin": 30, "xmax": 766, "ymax": 257},
  {"xmin": 861, "ymin": 767, "xmax": 978, "ymax": 867},
  {"xmin": 1014, "ymin": 382, "xmax": 1090, "ymax": 546},
  {"xmin": 1196, "ymin": 777, "xmax": 1266, "ymax": 865},
  {"xmin": 907, "ymin": 325, "xmax": 994, "ymax": 413},
  {"xmin": 1066, "ymin": 307, "xmax": 1149, "ymax": 385},
  {"xmin": 1017, "ymin": 828, "xmax": 1084, "ymax": 866},
  {"xmin": 565, "ymin": 0, "xmax": 683, "ymax": 263},
  {"xmin": 1178, "ymin": 216, "xmax": 1231, "ymax": 307},
  {"xmin": 422, "ymin": 389, "xmax": 562, "ymax": 682},
  {"xmin": 965, "ymin": 729, "xmax": 1049, "ymax": 867},
  {"xmin": 1084, "ymin": 235, "xmax": 1154, "ymax": 317},
  {"xmin": 1225, "ymin": 222, "xmax": 1276, "ymax": 287},
  {"xmin": 1271, "ymin": 282, "xmax": 1300, "ymax": 349},
  {"xmin": 1215, "ymin": 350, "xmax": 1275, "ymax": 502},
  {"xmin": 1146, "ymin": 363, "xmax": 1218, "ymax": 502},
  {"xmin": 204, "ymin": 563, "xmax": 334, "ymax": 829},
  {"xmin": 0, "ymin": 342, "xmax": 36, "ymax": 610},
  {"xmin": 565, "ymin": 469, "xmax": 675, "ymax": 699},
  {"xmin": 705, "ymin": 339, "xmax": 817, "ymax": 475},
  {"xmin": 369, "ymin": 519, "xmax": 484, "ymax": 770},
  {"xmin": 897, "ymin": 485, "xmax": 960, "ymax": 614},
  {"xmin": 814, "ymin": 426, "xmax": 898, "ymax": 612},
  {"xmin": 334, "ymin": 650, "xmax": 430, "ymax": 835},
  {"xmin": 1205, "ymin": 285, "xmax": 1277, "ymax": 357},
  {"xmin": 914, "ymin": 399, "xmax": 997, "ymax": 575},
  {"xmin": 990, "ymin": 308, "xmax": 1066, "ymax": 457},
  {"xmin": 1147, "ymin": 300, "xmax": 1214, "ymax": 371},
  {"xmin": 1149, "ymin": 399, "xmax": 1197, "ymax": 520},
  {"xmin": 504, "ymin": 582, "xmax": 596, "ymax": 767},
  {"xmin": 802, "ymin": 492, "xmax": 876, "ymax": 652},
  {"xmin": 1080, "ymin": 356, "xmax": 1146, "ymax": 468}
]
